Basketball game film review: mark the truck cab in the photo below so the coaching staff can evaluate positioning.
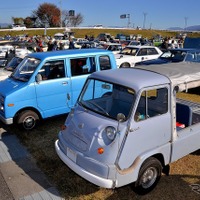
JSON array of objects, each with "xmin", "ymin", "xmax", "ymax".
[
  {"xmin": 55, "ymin": 62, "xmax": 200, "ymax": 195},
  {"xmin": 0, "ymin": 49, "xmax": 117, "ymax": 130}
]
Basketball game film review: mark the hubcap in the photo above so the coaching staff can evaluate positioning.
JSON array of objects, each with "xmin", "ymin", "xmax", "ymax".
[
  {"xmin": 141, "ymin": 167, "xmax": 157, "ymax": 188},
  {"xmin": 23, "ymin": 116, "xmax": 35, "ymax": 130}
]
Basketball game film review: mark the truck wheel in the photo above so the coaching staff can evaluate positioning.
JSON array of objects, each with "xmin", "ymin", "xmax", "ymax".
[
  {"xmin": 133, "ymin": 157, "xmax": 162, "ymax": 195},
  {"xmin": 16, "ymin": 110, "xmax": 39, "ymax": 130},
  {"xmin": 120, "ymin": 62, "xmax": 130, "ymax": 68}
]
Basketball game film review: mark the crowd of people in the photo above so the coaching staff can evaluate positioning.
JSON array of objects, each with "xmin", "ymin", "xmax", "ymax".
[{"xmin": 160, "ymin": 37, "xmax": 184, "ymax": 51}]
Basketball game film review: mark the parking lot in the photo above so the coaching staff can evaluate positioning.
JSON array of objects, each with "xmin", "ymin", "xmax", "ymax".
[{"xmin": 0, "ymin": 113, "xmax": 199, "ymax": 200}]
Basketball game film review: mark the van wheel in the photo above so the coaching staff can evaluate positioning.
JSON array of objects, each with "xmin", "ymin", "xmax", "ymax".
[
  {"xmin": 16, "ymin": 110, "xmax": 39, "ymax": 130},
  {"xmin": 133, "ymin": 157, "xmax": 162, "ymax": 195},
  {"xmin": 120, "ymin": 62, "xmax": 130, "ymax": 68}
]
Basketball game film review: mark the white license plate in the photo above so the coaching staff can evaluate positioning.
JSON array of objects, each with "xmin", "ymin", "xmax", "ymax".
[{"xmin": 67, "ymin": 147, "xmax": 77, "ymax": 162}]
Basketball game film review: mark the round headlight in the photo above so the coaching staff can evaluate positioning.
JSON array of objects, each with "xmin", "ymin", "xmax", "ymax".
[{"xmin": 105, "ymin": 126, "xmax": 116, "ymax": 140}]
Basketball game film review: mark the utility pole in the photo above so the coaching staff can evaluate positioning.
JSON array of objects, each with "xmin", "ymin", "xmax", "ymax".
[
  {"xmin": 184, "ymin": 17, "xmax": 188, "ymax": 31},
  {"xmin": 143, "ymin": 12, "xmax": 147, "ymax": 29},
  {"xmin": 127, "ymin": 14, "xmax": 131, "ymax": 28}
]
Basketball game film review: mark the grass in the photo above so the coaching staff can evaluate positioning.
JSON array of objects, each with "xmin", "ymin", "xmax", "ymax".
[
  {"xmin": 2, "ymin": 90, "xmax": 199, "ymax": 200},
  {"xmin": 1, "ymin": 28, "xmax": 200, "ymax": 39}
]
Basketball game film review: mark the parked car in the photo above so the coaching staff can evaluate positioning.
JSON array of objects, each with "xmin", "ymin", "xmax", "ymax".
[
  {"xmin": 115, "ymin": 45, "xmax": 163, "ymax": 68},
  {"xmin": 4, "ymin": 56, "xmax": 23, "ymax": 71},
  {"xmin": 135, "ymin": 48, "xmax": 200, "ymax": 66},
  {"xmin": 12, "ymin": 24, "xmax": 26, "ymax": 31},
  {"xmin": 0, "ymin": 55, "xmax": 26, "ymax": 81},
  {"xmin": 0, "ymin": 45, "xmax": 14, "ymax": 58},
  {"xmin": 55, "ymin": 62, "xmax": 200, "ymax": 195},
  {"xmin": 0, "ymin": 58, "xmax": 8, "ymax": 68},
  {"xmin": 0, "ymin": 49, "xmax": 117, "ymax": 130},
  {"xmin": 97, "ymin": 42, "xmax": 122, "ymax": 54}
]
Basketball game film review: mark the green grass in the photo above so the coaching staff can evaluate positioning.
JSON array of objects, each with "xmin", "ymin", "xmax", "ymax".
[{"xmin": 1, "ymin": 28, "xmax": 200, "ymax": 39}]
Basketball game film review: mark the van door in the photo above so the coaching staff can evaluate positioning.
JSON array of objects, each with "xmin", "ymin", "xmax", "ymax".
[
  {"xmin": 117, "ymin": 87, "xmax": 171, "ymax": 170},
  {"xmin": 35, "ymin": 60, "xmax": 70, "ymax": 118},
  {"xmin": 69, "ymin": 56, "xmax": 96, "ymax": 106},
  {"xmin": 68, "ymin": 55, "xmax": 113, "ymax": 106}
]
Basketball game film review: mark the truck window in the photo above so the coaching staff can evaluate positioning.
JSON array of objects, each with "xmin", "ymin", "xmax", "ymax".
[
  {"xmin": 99, "ymin": 56, "xmax": 112, "ymax": 70},
  {"xmin": 135, "ymin": 88, "xmax": 168, "ymax": 121},
  {"xmin": 71, "ymin": 57, "xmax": 96, "ymax": 76},
  {"xmin": 39, "ymin": 60, "xmax": 65, "ymax": 80}
]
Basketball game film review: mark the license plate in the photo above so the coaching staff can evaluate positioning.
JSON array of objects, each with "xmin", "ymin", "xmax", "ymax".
[{"xmin": 67, "ymin": 147, "xmax": 77, "ymax": 162}]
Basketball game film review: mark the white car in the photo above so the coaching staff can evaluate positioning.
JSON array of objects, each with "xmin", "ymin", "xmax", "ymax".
[
  {"xmin": 12, "ymin": 25, "xmax": 26, "ymax": 31},
  {"xmin": 115, "ymin": 45, "xmax": 163, "ymax": 68},
  {"xmin": 0, "ymin": 68, "xmax": 12, "ymax": 81},
  {"xmin": 15, "ymin": 48, "xmax": 32, "ymax": 57}
]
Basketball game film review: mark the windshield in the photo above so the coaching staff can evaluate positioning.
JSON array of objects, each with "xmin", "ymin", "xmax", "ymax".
[
  {"xmin": 11, "ymin": 57, "xmax": 40, "ymax": 82},
  {"xmin": 120, "ymin": 47, "xmax": 139, "ymax": 56},
  {"xmin": 5, "ymin": 57, "xmax": 23, "ymax": 71},
  {"xmin": 160, "ymin": 50, "xmax": 200, "ymax": 62},
  {"xmin": 184, "ymin": 51, "xmax": 200, "ymax": 62},
  {"xmin": 78, "ymin": 79, "xmax": 135, "ymax": 120}
]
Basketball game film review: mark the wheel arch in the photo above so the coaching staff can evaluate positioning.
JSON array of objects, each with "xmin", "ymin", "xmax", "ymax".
[
  {"xmin": 14, "ymin": 106, "xmax": 42, "ymax": 120},
  {"xmin": 119, "ymin": 62, "xmax": 131, "ymax": 68}
]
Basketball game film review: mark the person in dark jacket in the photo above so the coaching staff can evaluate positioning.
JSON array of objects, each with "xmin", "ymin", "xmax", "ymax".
[{"xmin": 69, "ymin": 37, "xmax": 75, "ymax": 49}]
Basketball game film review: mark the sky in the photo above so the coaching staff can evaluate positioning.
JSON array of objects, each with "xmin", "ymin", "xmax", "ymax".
[{"xmin": 0, "ymin": 0, "xmax": 200, "ymax": 29}]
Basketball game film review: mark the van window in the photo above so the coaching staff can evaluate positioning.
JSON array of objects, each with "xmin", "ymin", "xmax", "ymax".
[
  {"xmin": 39, "ymin": 60, "xmax": 65, "ymax": 80},
  {"xmin": 135, "ymin": 88, "xmax": 168, "ymax": 121},
  {"xmin": 99, "ymin": 56, "xmax": 112, "ymax": 70},
  {"xmin": 71, "ymin": 57, "xmax": 96, "ymax": 76}
]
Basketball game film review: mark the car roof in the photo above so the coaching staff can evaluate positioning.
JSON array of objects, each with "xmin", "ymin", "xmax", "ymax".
[
  {"xmin": 90, "ymin": 62, "xmax": 200, "ymax": 92},
  {"xmin": 27, "ymin": 49, "xmax": 112, "ymax": 60},
  {"xmin": 90, "ymin": 68, "xmax": 170, "ymax": 92},
  {"xmin": 126, "ymin": 45, "xmax": 158, "ymax": 49}
]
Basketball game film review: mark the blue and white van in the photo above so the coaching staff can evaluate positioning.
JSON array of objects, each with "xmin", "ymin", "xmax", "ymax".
[{"xmin": 0, "ymin": 49, "xmax": 117, "ymax": 130}]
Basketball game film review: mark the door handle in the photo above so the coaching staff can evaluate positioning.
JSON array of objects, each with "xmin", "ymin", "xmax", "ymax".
[{"xmin": 62, "ymin": 81, "xmax": 68, "ymax": 85}]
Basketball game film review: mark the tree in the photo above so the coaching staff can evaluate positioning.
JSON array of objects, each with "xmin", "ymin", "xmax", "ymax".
[
  {"xmin": 12, "ymin": 17, "xmax": 24, "ymax": 25},
  {"xmin": 62, "ymin": 10, "xmax": 84, "ymax": 27},
  {"xmin": 32, "ymin": 3, "xmax": 60, "ymax": 27},
  {"xmin": 24, "ymin": 17, "xmax": 36, "ymax": 28}
]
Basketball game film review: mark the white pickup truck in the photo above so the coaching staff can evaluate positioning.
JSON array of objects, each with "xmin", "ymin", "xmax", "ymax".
[{"xmin": 55, "ymin": 62, "xmax": 200, "ymax": 195}]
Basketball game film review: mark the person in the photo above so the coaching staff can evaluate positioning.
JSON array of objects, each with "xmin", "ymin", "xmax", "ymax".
[
  {"xmin": 52, "ymin": 41, "xmax": 58, "ymax": 51},
  {"xmin": 170, "ymin": 40, "xmax": 176, "ymax": 49},
  {"xmin": 69, "ymin": 37, "xmax": 75, "ymax": 49},
  {"xmin": 47, "ymin": 40, "xmax": 53, "ymax": 51},
  {"xmin": 161, "ymin": 38, "xmax": 169, "ymax": 50},
  {"xmin": 59, "ymin": 42, "xmax": 65, "ymax": 50}
]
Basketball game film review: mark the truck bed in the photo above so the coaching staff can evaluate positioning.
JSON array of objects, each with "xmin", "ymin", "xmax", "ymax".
[{"xmin": 176, "ymin": 98, "xmax": 200, "ymax": 126}]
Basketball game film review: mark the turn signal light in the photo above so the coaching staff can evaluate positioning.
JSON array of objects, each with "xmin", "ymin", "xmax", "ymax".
[
  {"xmin": 61, "ymin": 125, "xmax": 67, "ymax": 131},
  {"xmin": 7, "ymin": 103, "xmax": 14, "ymax": 107},
  {"xmin": 98, "ymin": 147, "xmax": 104, "ymax": 154}
]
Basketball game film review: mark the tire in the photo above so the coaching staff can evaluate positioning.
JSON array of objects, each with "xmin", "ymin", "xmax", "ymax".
[
  {"xmin": 133, "ymin": 157, "xmax": 162, "ymax": 195},
  {"xmin": 16, "ymin": 110, "xmax": 39, "ymax": 130},
  {"xmin": 120, "ymin": 62, "xmax": 130, "ymax": 68}
]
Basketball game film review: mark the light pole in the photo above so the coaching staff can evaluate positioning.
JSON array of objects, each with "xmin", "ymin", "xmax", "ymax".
[{"xmin": 143, "ymin": 12, "xmax": 147, "ymax": 29}]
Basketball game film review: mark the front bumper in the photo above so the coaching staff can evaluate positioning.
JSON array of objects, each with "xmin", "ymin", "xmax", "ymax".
[
  {"xmin": 55, "ymin": 139, "xmax": 116, "ymax": 189},
  {"xmin": 0, "ymin": 113, "xmax": 13, "ymax": 124}
]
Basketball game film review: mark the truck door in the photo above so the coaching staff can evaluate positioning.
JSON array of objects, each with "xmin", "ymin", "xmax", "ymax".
[
  {"xmin": 117, "ymin": 87, "xmax": 172, "ymax": 170},
  {"xmin": 35, "ymin": 60, "xmax": 70, "ymax": 117}
]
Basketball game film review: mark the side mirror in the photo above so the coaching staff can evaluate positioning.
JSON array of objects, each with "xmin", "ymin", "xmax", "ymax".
[
  {"xmin": 36, "ymin": 74, "xmax": 42, "ymax": 83},
  {"xmin": 117, "ymin": 113, "xmax": 126, "ymax": 122}
]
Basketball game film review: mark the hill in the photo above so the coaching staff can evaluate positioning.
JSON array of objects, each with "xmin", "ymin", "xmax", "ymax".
[{"xmin": 168, "ymin": 25, "xmax": 200, "ymax": 31}]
